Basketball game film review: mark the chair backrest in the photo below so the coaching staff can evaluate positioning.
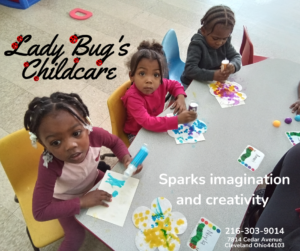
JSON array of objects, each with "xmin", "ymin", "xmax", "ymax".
[
  {"xmin": 107, "ymin": 80, "xmax": 131, "ymax": 148},
  {"xmin": 0, "ymin": 128, "xmax": 64, "ymax": 247},
  {"xmin": 162, "ymin": 29, "xmax": 181, "ymax": 66},
  {"xmin": 240, "ymin": 26, "xmax": 254, "ymax": 66}
]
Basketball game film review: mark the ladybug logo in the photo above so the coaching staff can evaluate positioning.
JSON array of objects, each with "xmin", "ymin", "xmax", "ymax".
[
  {"xmin": 17, "ymin": 35, "xmax": 23, "ymax": 42},
  {"xmin": 34, "ymin": 76, "xmax": 39, "ymax": 81},
  {"xmin": 24, "ymin": 62, "xmax": 29, "ymax": 68},
  {"xmin": 11, "ymin": 42, "xmax": 18, "ymax": 50},
  {"xmin": 69, "ymin": 34, "xmax": 78, "ymax": 44},
  {"xmin": 96, "ymin": 59, "xmax": 103, "ymax": 66},
  {"xmin": 74, "ymin": 57, "xmax": 80, "ymax": 64}
]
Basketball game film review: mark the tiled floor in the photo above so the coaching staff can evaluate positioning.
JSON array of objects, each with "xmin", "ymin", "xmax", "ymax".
[{"xmin": 0, "ymin": 0, "xmax": 299, "ymax": 250}]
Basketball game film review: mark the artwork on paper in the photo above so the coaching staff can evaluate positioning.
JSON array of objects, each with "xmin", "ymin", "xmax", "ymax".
[
  {"xmin": 132, "ymin": 197, "xmax": 187, "ymax": 251},
  {"xmin": 208, "ymin": 81, "xmax": 246, "ymax": 108},
  {"xmin": 187, "ymin": 217, "xmax": 221, "ymax": 251},
  {"xmin": 285, "ymin": 131, "xmax": 300, "ymax": 146},
  {"xmin": 86, "ymin": 170, "xmax": 139, "ymax": 227},
  {"xmin": 167, "ymin": 114, "xmax": 207, "ymax": 144},
  {"xmin": 237, "ymin": 145, "xmax": 265, "ymax": 171}
]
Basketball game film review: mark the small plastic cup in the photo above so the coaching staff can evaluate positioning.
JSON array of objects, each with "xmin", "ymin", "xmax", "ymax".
[{"xmin": 221, "ymin": 59, "xmax": 229, "ymax": 72}]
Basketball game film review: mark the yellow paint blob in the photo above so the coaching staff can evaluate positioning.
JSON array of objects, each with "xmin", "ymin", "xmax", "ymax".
[
  {"xmin": 143, "ymin": 223, "xmax": 147, "ymax": 227},
  {"xmin": 135, "ymin": 219, "xmax": 140, "ymax": 226},
  {"xmin": 273, "ymin": 120, "xmax": 281, "ymax": 127},
  {"xmin": 208, "ymin": 223, "xmax": 212, "ymax": 228},
  {"xmin": 134, "ymin": 214, "xmax": 138, "ymax": 219},
  {"xmin": 146, "ymin": 210, "xmax": 150, "ymax": 215},
  {"xmin": 176, "ymin": 219, "xmax": 184, "ymax": 225},
  {"xmin": 145, "ymin": 216, "xmax": 148, "ymax": 220},
  {"xmin": 143, "ymin": 217, "xmax": 179, "ymax": 251},
  {"xmin": 175, "ymin": 227, "xmax": 179, "ymax": 234},
  {"xmin": 153, "ymin": 204, "xmax": 157, "ymax": 208},
  {"xmin": 141, "ymin": 217, "xmax": 144, "ymax": 222},
  {"xmin": 160, "ymin": 197, "xmax": 164, "ymax": 199}
]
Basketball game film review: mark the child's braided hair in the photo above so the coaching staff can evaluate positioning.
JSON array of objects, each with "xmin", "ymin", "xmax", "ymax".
[
  {"xmin": 201, "ymin": 5, "xmax": 235, "ymax": 33},
  {"xmin": 126, "ymin": 40, "xmax": 168, "ymax": 83},
  {"xmin": 24, "ymin": 92, "xmax": 90, "ymax": 138}
]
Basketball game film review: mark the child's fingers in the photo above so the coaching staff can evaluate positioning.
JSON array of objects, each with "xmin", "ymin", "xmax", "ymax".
[
  {"xmin": 133, "ymin": 165, "xmax": 143, "ymax": 175},
  {"xmin": 99, "ymin": 201, "xmax": 110, "ymax": 207}
]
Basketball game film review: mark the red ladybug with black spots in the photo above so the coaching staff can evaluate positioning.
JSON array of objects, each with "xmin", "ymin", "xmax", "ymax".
[
  {"xmin": 34, "ymin": 76, "xmax": 39, "ymax": 81},
  {"xmin": 17, "ymin": 35, "xmax": 23, "ymax": 42},
  {"xmin": 96, "ymin": 59, "xmax": 103, "ymax": 66},
  {"xmin": 24, "ymin": 62, "xmax": 29, "ymax": 68},
  {"xmin": 70, "ymin": 34, "xmax": 78, "ymax": 44},
  {"xmin": 11, "ymin": 42, "xmax": 18, "ymax": 50},
  {"xmin": 74, "ymin": 58, "xmax": 80, "ymax": 64}
]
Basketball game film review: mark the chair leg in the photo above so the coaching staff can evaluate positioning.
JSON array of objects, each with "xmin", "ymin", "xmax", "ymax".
[
  {"xmin": 100, "ymin": 153, "xmax": 116, "ymax": 160},
  {"xmin": 26, "ymin": 227, "xmax": 40, "ymax": 251}
]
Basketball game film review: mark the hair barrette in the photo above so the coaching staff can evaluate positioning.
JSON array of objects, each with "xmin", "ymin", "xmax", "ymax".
[{"xmin": 29, "ymin": 132, "xmax": 37, "ymax": 148}]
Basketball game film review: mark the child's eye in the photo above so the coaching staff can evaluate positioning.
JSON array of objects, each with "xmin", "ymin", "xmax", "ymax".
[
  {"xmin": 51, "ymin": 140, "xmax": 61, "ymax": 146},
  {"xmin": 139, "ymin": 72, "xmax": 145, "ymax": 76},
  {"xmin": 154, "ymin": 73, "xmax": 160, "ymax": 78},
  {"xmin": 73, "ymin": 131, "xmax": 81, "ymax": 137}
]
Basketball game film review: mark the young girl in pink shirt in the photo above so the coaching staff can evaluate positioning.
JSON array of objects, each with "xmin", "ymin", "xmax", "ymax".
[
  {"xmin": 122, "ymin": 41, "xmax": 197, "ymax": 142},
  {"xmin": 24, "ymin": 92, "xmax": 142, "ymax": 251}
]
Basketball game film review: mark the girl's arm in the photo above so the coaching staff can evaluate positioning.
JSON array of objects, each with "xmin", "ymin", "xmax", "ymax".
[
  {"xmin": 184, "ymin": 40, "xmax": 215, "ymax": 81},
  {"xmin": 32, "ymin": 158, "xmax": 81, "ymax": 221},
  {"xmin": 127, "ymin": 96, "xmax": 178, "ymax": 132},
  {"xmin": 164, "ymin": 79, "xmax": 187, "ymax": 114},
  {"xmin": 90, "ymin": 127, "xmax": 130, "ymax": 160}
]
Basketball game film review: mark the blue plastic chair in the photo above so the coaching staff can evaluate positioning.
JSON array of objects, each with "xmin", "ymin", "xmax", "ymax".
[
  {"xmin": 0, "ymin": 0, "xmax": 40, "ymax": 9},
  {"xmin": 162, "ymin": 29, "xmax": 185, "ymax": 84}
]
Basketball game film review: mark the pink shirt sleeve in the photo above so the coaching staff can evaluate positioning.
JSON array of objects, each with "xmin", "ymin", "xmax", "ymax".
[
  {"xmin": 164, "ymin": 79, "xmax": 187, "ymax": 98},
  {"xmin": 126, "ymin": 96, "xmax": 178, "ymax": 132},
  {"xmin": 32, "ymin": 157, "xmax": 81, "ymax": 221},
  {"xmin": 90, "ymin": 127, "xmax": 129, "ymax": 160}
]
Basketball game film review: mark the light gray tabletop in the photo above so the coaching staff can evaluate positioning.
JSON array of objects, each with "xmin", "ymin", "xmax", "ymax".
[{"xmin": 76, "ymin": 58, "xmax": 300, "ymax": 251}]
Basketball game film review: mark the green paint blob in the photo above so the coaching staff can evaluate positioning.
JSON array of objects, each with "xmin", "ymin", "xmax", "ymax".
[
  {"xmin": 240, "ymin": 147, "xmax": 253, "ymax": 161},
  {"xmin": 190, "ymin": 223, "xmax": 205, "ymax": 247}
]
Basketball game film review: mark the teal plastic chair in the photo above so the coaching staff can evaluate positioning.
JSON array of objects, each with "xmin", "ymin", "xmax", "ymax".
[{"xmin": 162, "ymin": 29, "xmax": 185, "ymax": 84}]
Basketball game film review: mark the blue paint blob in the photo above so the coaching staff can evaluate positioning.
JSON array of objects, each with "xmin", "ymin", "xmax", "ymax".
[
  {"xmin": 105, "ymin": 173, "xmax": 125, "ymax": 188},
  {"xmin": 295, "ymin": 115, "xmax": 300, "ymax": 122},
  {"xmin": 112, "ymin": 190, "xmax": 118, "ymax": 197},
  {"xmin": 217, "ymin": 229, "xmax": 221, "ymax": 233}
]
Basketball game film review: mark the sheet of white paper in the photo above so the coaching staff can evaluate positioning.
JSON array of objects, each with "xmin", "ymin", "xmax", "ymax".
[
  {"xmin": 237, "ymin": 145, "xmax": 265, "ymax": 171},
  {"xmin": 167, "ymin": 113, "xmax": 207, "ymax": 144},
  {"xmin": 285, "ymin": 131, "xmax": 300, "ymax": 146},
  {"xmin": 187, "ymin": 217, "xmax": 221, "ymax": 251},
  {"xmin": 208, "ymin": 81, "xmax": 246, "ymax": 108},
  {"xmin": 86, "ymin": 170, "xmax": 139, "ymax": 227}
]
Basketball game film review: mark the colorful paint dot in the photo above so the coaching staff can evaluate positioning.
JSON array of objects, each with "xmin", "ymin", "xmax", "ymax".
[
  {"xmin": 201, "ymin": 218, "xmax": 204, "ymax": 222},
  {"xmin": 143, "ymin": 223, "xmax": 147, "ymax": 227},
  {"xmin": 217, "ymin": 229, "xmax": 221, "ymax": 233},
  {"xmin": 205, "ymin": 221, "xmax": 208, "ymax": 225},
  {"xmin": 208, "ymin": 223, "xmax": 213, "ymax": 228},
  {"xmin": 177, "ymin": 219, "xmax": 185, "ymax": 225},
  {"xmin": 251, "ymin": 168, "xmax": 255, "ymax": 171},
  {"xmin": 112, "ymin": 190, "xmax": 118, "ymax": 197},
  {"xmin": 175, "ymin": 227, "xmax": 179, "ymax": 234},
  {"xmin": 139, "ymin": 213, "xmax": 143, "ymax": 217},
  {"xmin": 145, "ymin": 210, "xmax": 150, "ymax": 215},
  {"xmin": 212, "ymin": 226, "xmax": 216, "ymax": 230},
  {"xmin": 153, "ymin": 204, "xmax": 157, "ymax": 208}
]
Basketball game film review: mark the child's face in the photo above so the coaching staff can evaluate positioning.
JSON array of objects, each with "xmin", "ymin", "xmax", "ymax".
[
  {"xmin": 201, "ymin": 24, "xmax": 232, "ymax": 49},
  {"xmin": 38, "ymin": 109, "xmax": 90, "ymax": 164},
  {"xmin": 130, "ymin": 58, "xmax": 161, "ymax": 95}
]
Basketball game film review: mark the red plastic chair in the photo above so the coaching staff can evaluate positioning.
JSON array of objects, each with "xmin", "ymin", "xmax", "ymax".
[{"xmin": 240, "ymin": 26, "xmax": 268, "ymax": 66}]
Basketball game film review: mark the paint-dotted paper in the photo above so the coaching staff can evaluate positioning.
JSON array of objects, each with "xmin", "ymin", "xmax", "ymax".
[
  {"xmin": 285, "ymin": 131, "xmax": 300, "ymax": 146},
  {"xmin": 167, "ymin": 114, "xmax": 207, "ymax": 144},
  {"xmin": 86, "ymin": 171, "xmax": 139, "ymax": 227},
  {"xmin": 208, "ymin": 81, "xmax": 246, "ymax": 108},
  {"xmin": 187, "ymin": 217, "xmax": 221, "ymax": 251},
  {"xmin": 237, "ymin": 145, "xmax": 265, "ymax": 171}
]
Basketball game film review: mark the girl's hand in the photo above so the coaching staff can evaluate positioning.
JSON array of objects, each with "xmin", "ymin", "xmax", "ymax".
[
  {"xmin": 171, "ymin": 94, "xmax": 187, "ymax": 114},
  {"xmin": 121, "ymin": 154, "xmax": 143, "ymax": 175},
  {"xmin": 223, "ymin": 63, "xmax": 235, "ymax": 75},
  {"xmin": 80, "ymin": 190, "xmax": 112, "ymax": 208},
  {"xmin": 213, "ymin": 69, "xmax": 229, "ymax": 82},
  {"xmin": 177, "ymin": 110, "xmax": 197, "ymax": 124},
  {"xmin": 290, "ymin": 99, "xmax": 300, "ymax": 114}
]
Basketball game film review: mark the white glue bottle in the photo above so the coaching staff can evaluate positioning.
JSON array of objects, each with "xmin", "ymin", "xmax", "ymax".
[{"xmin": 123, "ymin": 144, "xmax": 149, "ymax": 180}]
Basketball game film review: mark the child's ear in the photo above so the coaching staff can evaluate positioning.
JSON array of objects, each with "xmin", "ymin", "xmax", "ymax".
[
  {"xmin": 129, "ymin": 71, "xmax": 134, "ymax": 83},
  {"xmin": 200, "ymin": 26, "xmax": 207, "ymax": 35}
]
